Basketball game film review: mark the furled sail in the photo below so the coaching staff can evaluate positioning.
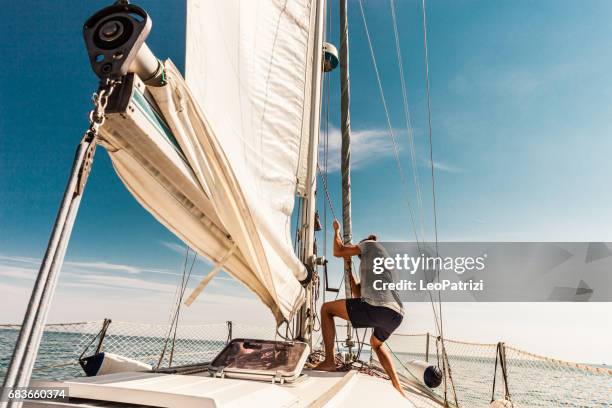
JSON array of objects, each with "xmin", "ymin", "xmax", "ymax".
[{"xmin": 100, "ymin": 0, "xmax": 323, "ymax": 324}]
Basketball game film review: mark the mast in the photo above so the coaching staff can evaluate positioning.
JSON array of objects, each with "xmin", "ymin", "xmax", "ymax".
[
  {"xmin": 296, "ymin": 0, "xmax": 325, "ymax": 344},
  {"xmin": 339, "ymin": 0, "xmax": 354, "ymax": 358}
]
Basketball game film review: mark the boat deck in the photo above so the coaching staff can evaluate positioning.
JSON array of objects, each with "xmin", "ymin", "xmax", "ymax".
[{"xmin": 28, "ymin": 369, "xmax": 443, "ymax": 408}]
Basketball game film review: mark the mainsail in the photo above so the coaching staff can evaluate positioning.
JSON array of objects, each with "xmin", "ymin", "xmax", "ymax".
[{"xmin": 100, "ymin": 0, "xmax": 323, "ymax": 324}]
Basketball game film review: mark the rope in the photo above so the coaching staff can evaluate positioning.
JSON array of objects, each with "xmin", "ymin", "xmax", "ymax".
[
  {"xmin": 395, "ymin": 0, "xmax": 445, "ymax": 343},
  {"xmin": 307, "ymin": 349, "xmax": 388, "ymax": 379},
  {"xmin": 317, "ymin": 164, "xmax": 338, "ymax": 220},
  {"xmin": 321, "ymin": 2, "xmax": 448, "ymax": 388},
  {"xmin": 355, "ymin": 0, "xmax": 457, "ymax": 404},
  {"xmin": 440, "ymin": 339, "xmax": 459, "ymax": 406},
  {"xmin": 164, "ymin": 246, "xmax": 190, "ymax": 330},
  {"xmin": 420, "ymin": 0, "xmax": 440, "ymax": 275},
  {"xmin": 358, "ymin": 0, "xmax": 444, "ymax": 349},
  {"xmin": 389, "ymin": 0, "xmax": 426, "ymax": 241},
  {"xmin": 317, "ymin": 150, "xmax": 372, "ymax": 356},
  {"xmin": 357, "ymin": 0, "xmax": 421, "ymax": 245},
  {"xmin": 320, "ymin": 39, "xmax": 333, "ymax": 303},
  {"xmin": 294, "ymin": 198, "xmax": 302, "ymax": 253},
  {"xmin": 386, "ymin": 342, "xmax": 454, "ymax": 407},
  {"xmin": 419, "ymin": 1, "xmax": 459, "ymax": 404},
  {"xmin": 169, "ymin": 250, "xmax": 196, "ymax": 364},
  {"xmin": 77, "ymin": 319, "xmax": 111, "ymax": 362},
  {"xmin": 157, "ymin": 246, "xmax": 196, "ymax": 369}
]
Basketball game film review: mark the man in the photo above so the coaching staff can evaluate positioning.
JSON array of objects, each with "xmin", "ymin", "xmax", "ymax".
[{"xmin": 315, "ymin": 219, "xmax": 406, "ymax": 398}]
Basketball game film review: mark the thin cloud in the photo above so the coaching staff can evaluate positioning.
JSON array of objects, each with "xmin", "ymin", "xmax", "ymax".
[
  {"xmin": 431, "ymin": 160, "xmax": 465, "ymax": 174},
  {"xmin": 77, "ymin": 273, "xmax": 178, "ymax": 293},
  {"xmin": 0, "ymin": 253, "xmax": 178, "ymax": 276},
  {"xmin": 0, "ymin": 253, "xmax": 240, "ymax": 296},
  {"xmin": 0, "ymin": 265, "xmax": 37, "ymax": 280},
  {"xmin": 320, "ymin": 127, "xmax": 463, "ymax": 174},
  {"xmin": 65, "ymin": 260, "xmax": 149, "ymax": 275},
  {"xmin": 0, "ymin": 262, "xmax": 248, "ymax": 300},
  {"xmin": 65, "ymin": 260, "xmax": 187, "ymax": 277},
  {"xmin": 319, "ymin": 127, "xmax": 397, "ymax": 172},
  {"xmin": 160, "ymin": 241, "xmax": 188, "ymax": 255},
  {"xmin": 414, "ymin": 156, "xmax": 464, "ymax": 174},
  {"xmin": 0, "ymin": 279, "xmax": 272, "ymax": 326},
  {"xmin": 0, "ymin": 254, "xmax": 41, "ymax": 265}
]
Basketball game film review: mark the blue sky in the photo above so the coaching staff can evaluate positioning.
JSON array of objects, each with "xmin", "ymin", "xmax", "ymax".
[{"xmin": 1, "ymin": 1, "xmax": 612, "ymax": 363}]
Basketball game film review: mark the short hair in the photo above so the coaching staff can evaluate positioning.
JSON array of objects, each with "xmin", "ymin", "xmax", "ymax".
[
  {"xmin": 357, "ymin": 235, "xmax": 377, "ymax": 259},
  {"xmin": 359, "ymin": 234, "xmax": 377, "ymax": 243}
]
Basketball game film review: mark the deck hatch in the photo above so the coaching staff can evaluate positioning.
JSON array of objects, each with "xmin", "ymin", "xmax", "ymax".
[{"xmin": 209, "ymin": 339, "xmax": 310, "ymax": 384}]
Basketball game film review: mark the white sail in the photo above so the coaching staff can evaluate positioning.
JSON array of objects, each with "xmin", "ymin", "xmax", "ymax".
[
  {"xmin": 181, "ymin": 1, "xmax": 322, "ymax": 318},
  {"xmin": 185, "ymin": 0, "xmax": 318, "ymax": 197},
  {"xmin": 100, "ymin": 0, "xmax": 323, "ymax": 324}
]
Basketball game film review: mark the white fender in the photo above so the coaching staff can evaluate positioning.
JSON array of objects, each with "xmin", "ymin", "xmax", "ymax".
[
  {"xmin": 97, "ymin": 353, "xmax": 152, "ymax": 375},
  {"xmin": 405, "ymin": 360, "xmax": 442, "ymax": 388}
]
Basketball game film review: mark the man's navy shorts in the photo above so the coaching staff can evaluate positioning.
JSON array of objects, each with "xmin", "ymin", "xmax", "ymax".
[{"xmin": 345, "ymin": 298, "xmax": 403, "ymax": 342}]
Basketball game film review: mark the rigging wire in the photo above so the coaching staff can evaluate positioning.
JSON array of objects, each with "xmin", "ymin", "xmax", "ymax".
[
  {"xmin": 317, "ymin": 164, "xmax": 338, "ymax": 221},
  {"xmin": 420, "ymin": 0, "xmax": 458, "ymax": 403},
  {"xmin": 389, "ymin": 0, "xmax": 426, "ymax": 241},
  {"xmin": 293, "ymin": 198, "xmax": 302, "ymax": 254},
  {"xmin": 316, "ymin": 5, "xmax": 445, "ymax": 348},
  {"xmin": 318, "ymin": 2, "xmax": 446, "ymax": 371},
  {"xmin": 317, "ymin": 158, "xmax": 359, "ymax": 303},
  {"xmin": 420, "ymin": 0, "xmax": 444, "ymax": 348},
  {"xmin": 164, "ymin": 247, "xmax": 190, "ymax": 329},
  {"xmin": 387, "ymin": 1, "xmax": 445, "ymax": 336},
  {"xmin": 322, "ymin": 1, "xmax": 333, "ymax": 302},
  {"xmin": 358, "ymin": 0, "xmax": 443, "ymax": 338},
  {"xmin": 391, "ymin": 0, "xmax": 443, "ymax": 339},
  {"xmin": 169, "ymin": 250, "xmax": 197, "ymax": 365},
  {"xmin": 356, "ymin": 0, "xmax": 421, "ymax": 246},
  {"xmin": 157, "ymin": 246, "xmax": 196, "ymax": 369},
  {"xmin": 316, "ymin": 111, "xmax": 346, "ymax": 352},
  {"xmin": 316, "ymin": 6, "xmax": 457, "ymax": 403}
]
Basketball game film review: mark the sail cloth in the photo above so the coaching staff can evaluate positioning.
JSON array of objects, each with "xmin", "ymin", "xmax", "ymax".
[
  {"xmin": 186, "ymin": 0, "xmax": 319, "ymax": 197},
  {"xmin": 100, "ymin": 0, "xmax": 322, "ymax": 324}
]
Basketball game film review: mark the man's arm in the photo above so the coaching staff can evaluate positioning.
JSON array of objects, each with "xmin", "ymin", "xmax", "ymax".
[
  {"xmin": 332, "ymin": 219, "xmax": 361, "ymax": 258},
  {"xmin": 346, "ymin": 257, "xmax": 361, "ymax": 298}
]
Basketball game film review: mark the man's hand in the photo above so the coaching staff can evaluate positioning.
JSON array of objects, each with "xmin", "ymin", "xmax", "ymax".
[
  {"xmin": 332, "ymin": 218, "xmax": 360, "ymax": 258},
  {"xmin": 332, "ymin": 218, "xmax": 340, "ymax": 231}
]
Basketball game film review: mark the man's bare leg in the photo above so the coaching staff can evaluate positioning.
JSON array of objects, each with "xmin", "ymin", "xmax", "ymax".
[
  {"xmin": 371, "ymin": 334, "xmax": 407, "ymax": 398},
  {"xmin": 314, "ymin": 299, "xmax": 350, "ymax": 371}
]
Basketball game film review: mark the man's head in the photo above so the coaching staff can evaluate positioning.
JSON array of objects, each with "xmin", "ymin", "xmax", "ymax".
[
  {"xmin": 357, "ymin": 235, "xmax": 377, "ymax": 259},
  {"xmin": 360, "ymin": 234, "xmax": 377, "ymax": 243}
]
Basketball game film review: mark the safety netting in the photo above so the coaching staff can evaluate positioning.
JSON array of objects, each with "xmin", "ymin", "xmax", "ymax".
[
  {"xmin": 0, "ymin": 320, "xmax": 273, "ymax": 381},
  {"xmin": 1, "ymin": 321, "xmax": 610, "ymax": 408},
  {"xmin": 384, "ymin": 332, "xmax": 612, "ymax": 408}
]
